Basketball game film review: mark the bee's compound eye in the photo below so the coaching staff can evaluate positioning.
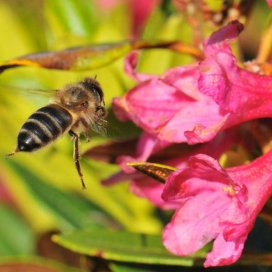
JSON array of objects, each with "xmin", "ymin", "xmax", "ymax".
[
  {"xmin": 81, "ymin": 78, "xmax": 104, "ymax": 103},
  {"xmin": 92, "ymin": 85, "xmax": 103, "ymax": 101}
]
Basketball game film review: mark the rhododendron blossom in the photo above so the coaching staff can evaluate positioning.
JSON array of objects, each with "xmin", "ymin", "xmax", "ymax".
[
  {"xmin": 109, "ymin": 20, "xmax": 272, "ymax": 185},
  {"xmin": 103, "ymin": 130, "xmax": 238, "ymax": 208},
  {"xmin": 162, "ymin": 151, "xmax": 272, "ymax": 267},
  {"xmin": 107, "ymin": 19, "xmax": 272, "ymax": 267},
  {"xmin": 128, "ymin": 130, "xmax": 238, "ymax": 208},
  {"xmin": 113, "ymin": 20, "xmax": 272, "ymax": 148}
]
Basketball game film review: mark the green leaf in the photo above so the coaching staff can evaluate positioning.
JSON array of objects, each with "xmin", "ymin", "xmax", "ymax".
[
  {"xmin": 0, "ymin": 42, "xmax": 133, "ymax": 73},
  {"xmin": 53, "ymin": 228, "xmax": 272, "ymax": 267},
  {"xmin": 53, "ymin": 228, "xmax": 203, "ymax": 266},
  {"xmin": 0, "ymin": 40, "xmax": 201, "ymax": 73},
  {"xmin": 0, "ymin": 203, "xmax": 34, "ymax": 256},
  {"xmin": 6, "ymin": 160, "xmax": 114, "ymax": 230}
]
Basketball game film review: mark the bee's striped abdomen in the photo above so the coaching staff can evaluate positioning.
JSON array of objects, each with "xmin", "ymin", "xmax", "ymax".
[{"xmin": 17, "ymin": 104, "xmax": 72, "ymax": 152}]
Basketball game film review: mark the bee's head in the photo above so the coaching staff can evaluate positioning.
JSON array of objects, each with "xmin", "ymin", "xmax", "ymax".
[
  {"xmin": 79, "ymin": 77, "xmax": 104, "ymax": 105},
  {"xmin": 54, "ymin": 77, "xmax": 105, "ymax": 112}
]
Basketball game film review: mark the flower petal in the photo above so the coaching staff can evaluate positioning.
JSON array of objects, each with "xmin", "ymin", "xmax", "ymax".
[
  {"xmin": 200, "ymin": 21, "xmax": 272, "ymax": 115},
  {"xmin": 116, "ymin": 132, "xmax": 164, "ymax": 173},
  {"xmin": 206, "ymin": 20, "xmax": 244, "ymax": 47},
  {"xmin": 162, "ymin": 150, "xmax": 272, "ymax": 267},
  {"xmin": 131, "ymin": 177, "xmax": 178, "ymax": 209},
  {"xmin": 112, "ymin": 76, "xmax": 194, "ymax": 136}
]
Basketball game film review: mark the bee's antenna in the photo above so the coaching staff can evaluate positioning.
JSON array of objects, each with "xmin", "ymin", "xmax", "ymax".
[{"xmin": 94, "ymin": 74, "xmax": 97, "ymax": 80}]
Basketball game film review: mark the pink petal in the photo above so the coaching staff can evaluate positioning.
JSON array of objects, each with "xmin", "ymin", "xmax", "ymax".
[
  {"xmin": 206, "ymin": 20, "xmax": 244, "ymax": 47},
  {"xmin": 115, "ymin": 59, "xmax": 230, "ymax": 144},
  {"xmin": 200, "ymin": 20, "xmax": 272, "ymax": 115},
  {"xmin": 162, "ymin": 150, "xmax": 272, "ymax": 267},
  {"xmin": 204, "ymin": 230, "xmax": 246, "ymax": 267},
  {"xmin": 162, "ymin": 64, "xmax": 203, "ymax": 100},
  {"xmin": 200, "ymin": 42, "xmax": 272, "ymax": 115},
  {"xmin": 106, "ymin": 130, "xmax": 236, "ymax": 208},
  {"xmin": 159, "ymin": 65, "xmax": 229, "ymax": 143},
  {"xmin": 115, "ymin": 22, "xmax": 251, "ymax": 145},
  {"xmin": 131, "ymin": 178, "xmax": 178, "ymax": 209},
  {"xmin": 113, "ymin": 76, "xmax": 194, "ymax": 136},
  {"xmin": 195, "ymin": 20, "xmax": 272, "ymax": 145},
  {"xmin": 117, "ymin": 132, "xmax": 169, "ymax": 173},
  {"xmin": 158, "ymin": 95, "xmax": 227, "ymax": 143}
]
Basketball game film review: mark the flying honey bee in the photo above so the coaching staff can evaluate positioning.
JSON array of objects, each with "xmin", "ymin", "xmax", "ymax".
[{"xmin": 6, "ymin": 77, "xmax": 107, "ymax": 189}]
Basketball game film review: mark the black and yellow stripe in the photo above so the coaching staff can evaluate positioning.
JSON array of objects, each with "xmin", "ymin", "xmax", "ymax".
[{"xmin": 17, "ymin": 104, "xmax": 72, "ymax": 152}]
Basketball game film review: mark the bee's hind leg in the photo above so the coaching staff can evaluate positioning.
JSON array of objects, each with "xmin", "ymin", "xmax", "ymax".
[{"xmin": 69, "ymin": 130, "xmax": 86, "ymax": 189}]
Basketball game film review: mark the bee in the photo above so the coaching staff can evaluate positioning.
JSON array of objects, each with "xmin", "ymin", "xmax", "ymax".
[{"xmin": 6, "ymin": 77, "xmax": 107, "ymax": 189}]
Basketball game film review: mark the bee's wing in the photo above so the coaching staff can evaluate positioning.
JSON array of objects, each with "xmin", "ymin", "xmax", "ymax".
[
  {"xmin": 0, "ymin": 84, "xmax": 54, "ymax": 98},
  {"xmin": 91, "ymin": 119, "xmax": 108, "ymax": 137},
  {"xmin": 91, "ymin": 119, "xmax": 120, "ymax": 138}
]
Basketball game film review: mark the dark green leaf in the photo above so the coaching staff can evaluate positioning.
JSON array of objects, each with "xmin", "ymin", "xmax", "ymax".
[
  {"xmin": 54, "ymin": 228, "xmax": 272, "ymax": 267},
  {"xmin": 53, "ymin": 228, "xmax": 203, "ymax": 266}
]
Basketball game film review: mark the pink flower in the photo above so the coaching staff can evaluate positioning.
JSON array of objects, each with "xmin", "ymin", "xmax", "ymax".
[
  {"xmin": 196, "ymin": 21, "xmax": 272, "ymax": 143},
  {"xmin": 130, "ymin": 129, "xmax": 237, "ymax": 203},
  {"xmin": 103, "ymin": 130, "xmax": 238, "ymax": 209},
  {"xmin": 113, "ymin": 29, "xmax": 226, "ymax": 146},
  {"xmin": 106, "ymin": 20, "xmax": 272, "ymax": 266},
  {"xmin": 162, "ymin": 151, "xmax": 272, "ymax": 267},
  {"xmin": 113, "ymin": 21, "xmax": 272, "ymax": 147},
  {"xmin": 114, "ymin": 57, "xmax": 224, "ymax": 145}
]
